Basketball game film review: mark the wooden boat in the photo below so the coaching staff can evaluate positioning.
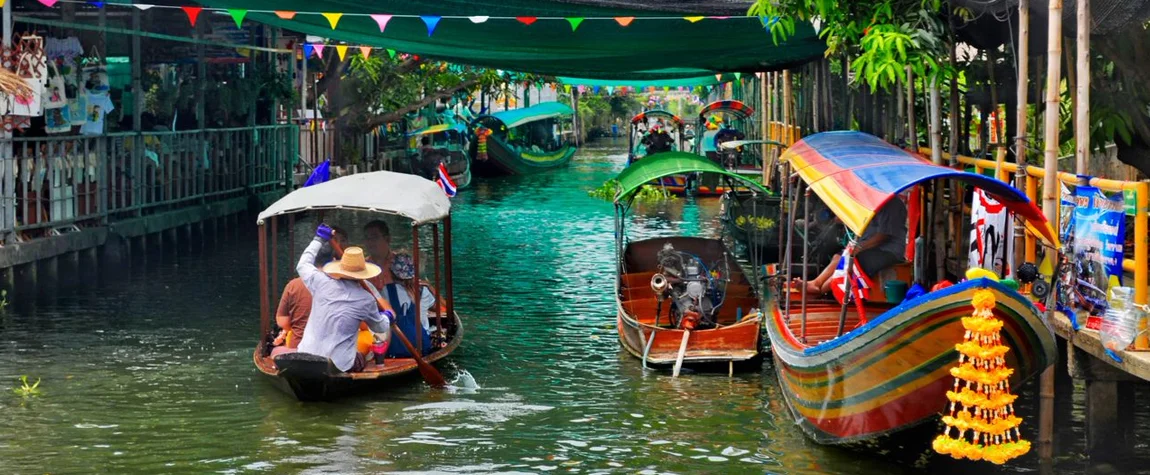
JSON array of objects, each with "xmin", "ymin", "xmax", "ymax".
[
  {"xmin": 612, "ymin": 152, "xmax": 774, "ymax": 375},
  {"xmin": 252, "ymin": 171, "xmax": 463, "ymax": 401},
  {"xmin": 690, "ymin": 100, "xmax": 759, "ymax": 196},
  {"xmin": 766, "ymin": 131, "xmax": 1061, "ymax": 443},
  {"xmin": 469, "ymin": 102, "xmax": 577, "ymax": 176},
  {"xmin": 405, "ymin": 123, "xmax": 473, "ymax": 190}
]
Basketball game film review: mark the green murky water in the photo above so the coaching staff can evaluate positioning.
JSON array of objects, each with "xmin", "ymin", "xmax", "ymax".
[{"xmin": 0, "ymin": 140, "xmax": 1139, "ymax": 474}]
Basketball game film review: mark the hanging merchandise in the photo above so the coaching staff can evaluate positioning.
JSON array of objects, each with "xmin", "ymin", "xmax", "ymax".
[
  {"xmin": 45, "ymin": 37, "xmax": 83, "ymax": 65},
  {"xmin": 44, "ymin": 103, "xmax": 72, "ymax": 134},
  {"xmin": 80, "ymin": 48, "xmax": 110, "ymax": 95},
  {"xmin": 79, "ymin": 92, "xmax": 114, "ymax": 136},
  {"xmin": 44, "ymin": 61, "xmax": 67, "ymax": 108},
  {"xmin": 69, "ymin": 92, "xmax": 88, "ymax": 126},
  {"xmin": 7, "ymin": 34, "xmax": 48, "ymax": 117}
]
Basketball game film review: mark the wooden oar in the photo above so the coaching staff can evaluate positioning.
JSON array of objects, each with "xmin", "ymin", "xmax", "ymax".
[{"xmin": 330, "ymin": 237, "xmax": 447, "ymax": 388}]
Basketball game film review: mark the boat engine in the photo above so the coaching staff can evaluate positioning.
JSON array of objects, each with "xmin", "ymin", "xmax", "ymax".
[{"xmin": 651, "ymin": 243, "xmax": 718, "ymax": 330}]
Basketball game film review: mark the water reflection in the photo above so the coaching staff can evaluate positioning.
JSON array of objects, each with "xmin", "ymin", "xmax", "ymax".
[{"xmin": 0, "ymin": 141, "xmax": 1138, "ymax": 474}]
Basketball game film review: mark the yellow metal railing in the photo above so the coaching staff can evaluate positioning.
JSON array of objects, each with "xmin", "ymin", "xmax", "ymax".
[{"xmin": 939, "ymin": 150, "xmax": 1149, "ymax": 341}]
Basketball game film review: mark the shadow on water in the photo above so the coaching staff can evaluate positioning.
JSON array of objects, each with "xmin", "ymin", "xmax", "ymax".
[{"xmin": 0, "ymin": 140, "xmax": 1145, "ymax": 474}]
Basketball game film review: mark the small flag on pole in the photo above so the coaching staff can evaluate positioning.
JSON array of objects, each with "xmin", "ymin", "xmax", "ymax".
[
  {"xmin": 436, "ymin": 162, "xmax": 457, "ymax": 197},
  {"xmin": 303, "ymin": 160, "xmax": 331, "ymax": 187}
]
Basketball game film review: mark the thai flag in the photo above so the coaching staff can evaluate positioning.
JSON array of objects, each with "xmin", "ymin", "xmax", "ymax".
[
  {"xmin": 830, "ymin": 253, "xmax": 875, "ymax": 304},
  {"xmin": 435, "ymin": 162, "xmax": 457, "ymax": 197}
]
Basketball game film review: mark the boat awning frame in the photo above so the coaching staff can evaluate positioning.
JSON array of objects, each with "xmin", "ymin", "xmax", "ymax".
[
  {"xmin": 699, "ymin": 100, "xmax": 755, "ymax": 122},
  {"xmin": 613, "ymin": 151, "xmax": 769, "ymax": 203},
  {"xmin": 781, "ymin": 131, "xmax": 1060, "ymax": 248},
  {"xmin": 631, "ymin": 110, "xmax": 684, "ymax": 127},
  {"xmin": 257, "ymin": 171, "xmax": 451, "ymax": 225}
]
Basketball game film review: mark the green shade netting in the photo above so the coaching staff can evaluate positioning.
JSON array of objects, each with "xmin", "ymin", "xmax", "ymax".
[
  {"xmin": 614, "ymin": 151, "xmax": 768, "ymax": 202},
  {"xmin": 164, "ymin": 0, "xmax": 825, "ymax": 78},
  {"xmin": 489, "ymin": 102, "xmax": 573, "ymax": 128},
  {"xmin": 558, "ymin": 74, "xmax": 728, "ymax": 88}
]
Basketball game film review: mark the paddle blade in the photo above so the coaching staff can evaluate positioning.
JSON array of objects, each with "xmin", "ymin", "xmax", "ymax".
[{"xmin": 391, "ymin": 326, "xmax": 447, "ymax": 388}]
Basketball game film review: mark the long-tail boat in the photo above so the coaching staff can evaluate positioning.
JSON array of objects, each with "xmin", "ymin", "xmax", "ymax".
[
  {"xmin": 405, "ymin": 123, "xmax": 472, "ymax": 190},
  {"xmin": 766, "ymin": 131, "xmax": 1059, "ymax": 443},
  {"xmin": 612, "ymin": 152, "xmax": 771, "ymax": 376},
  {"xmin": 253, "ymin": 171, "xmax": 463, "ymax": 401},
  {"xmin": 469, "ymin": 102, "xmax": 577, "ymax": 176},
  {"xmin": 689, "ymin": 100, "xmax": 760, "ymax": 196}
]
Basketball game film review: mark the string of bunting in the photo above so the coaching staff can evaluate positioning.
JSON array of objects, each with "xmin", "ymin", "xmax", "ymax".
[{"xmin": 32, "ymin": 0, "xmax": 773, "ymax": 36}]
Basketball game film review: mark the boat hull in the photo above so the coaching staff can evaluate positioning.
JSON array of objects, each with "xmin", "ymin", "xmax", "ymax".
[
  {"xmin": 765, "ymin": 278, "xmax": 1056, "ymax": 444},
  {"xmin": 472, "ymin": 138, "xmax": 576, "ymax": 176},
  {"xmin": 616, "ymin": 236, "xmax": 762, "ymax": 369},
  {"xmin": 254, "ymin": 312, "xmax": 464, "ymax": 401}
]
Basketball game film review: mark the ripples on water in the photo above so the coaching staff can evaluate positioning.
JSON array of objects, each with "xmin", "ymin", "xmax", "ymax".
[{"xmin": 0, "ymin": 139, "xmax": 1143, "ymax": 474}]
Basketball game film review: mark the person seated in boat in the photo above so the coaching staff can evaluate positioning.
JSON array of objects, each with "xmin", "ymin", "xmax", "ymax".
[
  {"xmin": 294, "ymin": 224, "xmax": 395, "ymax": 373},
  {"xmin": 270, "ymin": 226, "xmax": 347, "ymax": 357},
  {"xmin": 383, "ymin": 252, "xmax": 436, "ymax": 358},
  {"xmin": 363, "ymin": 220, "xmax": 397, "ymax": 290},
  {"xmin": 418, "ymin": 136, "xmax": 442, "ymax": 179},
  {"xmin": 794, "ymin": 197, "xmax": 908, "ymax": 296},
  {"xmin": 702, "ymin": 119, "xmax": 721, "ymax": 162}
]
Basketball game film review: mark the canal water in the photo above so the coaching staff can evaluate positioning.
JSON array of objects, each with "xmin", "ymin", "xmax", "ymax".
[{"xmin": 0, "ymin": 140, "xmax": 1146, "ymax": 474}]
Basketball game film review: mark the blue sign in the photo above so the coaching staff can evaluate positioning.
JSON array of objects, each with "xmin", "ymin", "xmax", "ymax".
[{"xmin": 1072, "ymin": 186, "xmax": 1126, "ymax": 283}]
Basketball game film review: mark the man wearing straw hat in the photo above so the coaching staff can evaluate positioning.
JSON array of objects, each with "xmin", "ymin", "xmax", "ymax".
[{"xmin": 295, "ymin": 224, "xmax": 395, "ymax": 373}]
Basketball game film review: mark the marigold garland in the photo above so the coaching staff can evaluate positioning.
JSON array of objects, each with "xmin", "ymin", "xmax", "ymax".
[{"xmin": 933, "ymin": 276, "xmax": 1031, "ymax": 465}]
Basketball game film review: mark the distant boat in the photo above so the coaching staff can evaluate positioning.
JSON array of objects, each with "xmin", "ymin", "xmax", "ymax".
[
  {"xmin": 469, "ymin": 102, "xmax": 578, "ymax": 176},
  {"xmin": 404, "ymin": 123, "xmax": 472, "ymax": 190}
]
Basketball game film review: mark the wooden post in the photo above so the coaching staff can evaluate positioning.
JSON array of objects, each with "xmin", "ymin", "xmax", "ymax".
[
  {"xmin": 445, "ymin": 216, "xmax": 454, "ymax": 320},
  {"xmin": 258, "ymin": 224, "xmax": 269, "ymax": 340},
  {"xmin": 1075, "ymin": 0, "xmax": 1091, "ymax": 176},
  {"xmin": 1017, "ymin": 0, "xmax": 1033, "ymax": 263},
  {"xmin": 1039, "ymin": 0, "xmax": 1064, "ymax": 462},
  {"xmin": 783, "ymin": 70, "xmax": 793, "ymax": 144},
  {"xmin": 271, "ymin": 216, "xmax": 279, "ymax": 309},
  {"xmin": 432, "ymin": 223, "xmax": 443, "ymax": 339},
  {"xmin": 412, "ymin": 225, "xmax": 422, "ymax": 356},
  {"xmin": 906, "ymin": 66, "xmax": 917, "ymax": 150},
  {"xmin": 930, "ymin": 78, "xmax": 943, "ymax": 165},
  {"xmin": 761, "ymin": 73, "xmax": 771, "ymax": 186}
]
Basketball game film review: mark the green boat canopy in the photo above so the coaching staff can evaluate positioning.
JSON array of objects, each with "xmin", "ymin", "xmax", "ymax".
[
  {"xmin": 613, "ymin": 152, "xmax": 769, "ymax": 203},
  {"xmin": 558, "ymin": 74, "xmax": 728, "ymax": 88},
  {"xmin": 175, "ymin": 0, "xmax": 825, "ymax": 78},
  {"xmin": 488, "ymin": 102, "xmax": 574, "ymax": 129}
]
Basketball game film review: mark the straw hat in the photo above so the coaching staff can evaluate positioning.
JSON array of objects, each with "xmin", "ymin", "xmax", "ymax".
[{"xmin": 322, "ymin": 246, "xmax": 382, "ymax": 280}]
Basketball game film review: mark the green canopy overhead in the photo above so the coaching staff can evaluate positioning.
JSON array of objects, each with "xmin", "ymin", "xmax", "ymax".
[
  {"xmin": 613, "ymin": 152, "xmax": 769, "ymax": 202},
  {"xmin": 489, "ymin": 102, "xmax": 574, "ymax": 129},
  {"xmin": 178, "ymin": 0, "xmax": 825, "ymax": 78},
  {"xmin": 558, "ymin": 74, "xmax": 727, "ymax": 88}
]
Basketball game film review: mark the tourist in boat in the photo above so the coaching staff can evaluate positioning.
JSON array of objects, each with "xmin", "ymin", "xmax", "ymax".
[
  {"xmin": 793, "ymin": 197, "xmax": 908, "ymax": 295},
  {"xmin": 364, "ymin": 220, "xmax": 397, "ymax": 289},
  {"xmin": 383, "ymin": 253, "xmax": 436, "ymax": 357},
  {"xmin": 270, "ymin": 226, "xmax": 347, "ymax": 356},
  {"xmin": 294, "ymin": 224, "xmax": 395, "ymax": 373}
]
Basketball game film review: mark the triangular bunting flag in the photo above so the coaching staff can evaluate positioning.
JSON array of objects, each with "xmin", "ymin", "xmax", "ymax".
[
  {"xmin": 359, "ymin": 46, "xmax": 372, "ymax": 59},
  {"xmin": 322, "ymin": 13, "xmax": 343, "ymax": 30},
  {"xmin": 516, "ymin": 17, "xmax": 537, "ymax": 25},
  {"xmin": 614, "ymin": 17, "xmax": 634, "ymax": 26},
  {"xmin": 37, "ymin": 0, "xmax": 57, "ymax": 7},
  {"xmin": 684, "ymin": 16, "xmax": 704, "ymax": 23},
  {"xmin": 387, "ymin": 49, "xmax": 397, "ymax": 59},
  {"xmin": 713, "ymin": 16, "xmax": 730, "ymax": 20},
  {"xmin": 274, "ymin": 11, "xmax": 296, "ymax": 20},
  {"xmin": 564, "ymin": 85, "xmax": 571, "ymax": 93},
  {"xmin": 469, "ymin": 16, "xmax": 489, "ymax": 24},
  {"xmin": 421, "ymin": 16, "xmax": 441, "ymax": 36},
  {"xmin": 313, "ymin": 44, "xmax": 325, "ymax": 59},
  {"xmin": 89, "ymin": 1, "xmax": 104, "ymax": 8},
  {"xmin": 181, "ymin": 6, "xmax": 203, "ymax": 27},
  {"xmin": 227, "ymin": 9, "xmax": 247, "ymax": 29},
  {"xmin": 336, "ymin": 45, "xmax": 348, "ymax": 61},
  {"xmin": 566, "ymin": 17, "xmax": 584, "ymax": 31},
  {"xmin": 755, "ymin": 72, "xmax": 763, "ymax": 78},
  {"xmin": 303, "ymin": 44, "xmax": 314, "ymax": 58},
  {"xmin": 734, "ymin": 72, "xmax": 742, "ymax": 80},
  {"xmin": 606, "ymin": 86, "xmax": 615, "ymax": 94},
  {"xmin": 133, "ymin": 4, "xmax": 154, "ymax": 10},
  {"xmin": 715, "ymin": 74, "xmax": 723, "ymax": 82},
  {"xmin": 663, "ymin": 86, "xmax": 669, "ymax": 91},
  {"xmin": 370, "ymin": 14, "xmax": 392, "ymax": 32},
  {"xmin": 593, "ymin": 86, "xmax": 600, "ymax": 94}
]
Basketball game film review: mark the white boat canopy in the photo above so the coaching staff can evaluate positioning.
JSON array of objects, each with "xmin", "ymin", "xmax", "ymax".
[{"xmin": 257, "ymin": 171, "xmax": 451, "ymax": 225}]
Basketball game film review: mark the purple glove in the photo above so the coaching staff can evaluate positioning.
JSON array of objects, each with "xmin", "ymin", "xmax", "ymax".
[{"xmin": 316, "ymin": 223, "xmax": 333, "ymax": 241}]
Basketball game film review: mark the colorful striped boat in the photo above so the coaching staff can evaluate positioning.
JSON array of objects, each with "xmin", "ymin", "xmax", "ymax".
[
  {"xmin": 768, "ymin": 131, "xmax": 1061, "ymax": 444},
  {"xmin": 766, "ymin": 278, "xmax": 1056, "ymax": 443},
  {"xmin": 470, "ymin": 102, "xmax": 578, "ymax": 176}
]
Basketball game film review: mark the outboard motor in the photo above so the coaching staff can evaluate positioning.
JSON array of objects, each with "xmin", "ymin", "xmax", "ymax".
[{"xmin": 651, "ymin": 243, "xmax": 719, "ymax": 330}]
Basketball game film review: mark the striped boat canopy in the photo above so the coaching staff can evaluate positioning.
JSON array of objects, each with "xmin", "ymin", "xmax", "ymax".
[
  {"xmin": 408, "ymin": 123, "xmax": 468, "ymax": 137},
  {"xmin": 631, "ymin": 110, "xmax": 684, "ymax": 126},
  {"xmin": 781, "ymin": 131, "xmax": 1060, "ymax": 248},
  {"xmin": 698, "ymin": 100, "xmax": 754, "ymax": 121}
]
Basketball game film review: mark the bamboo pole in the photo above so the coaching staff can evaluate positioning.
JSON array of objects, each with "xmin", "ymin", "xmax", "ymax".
[
  {"xmin": 1076, "ymin": 0, "xmax": 1091, "ymax": 176},
  {"xmin": 1039, "ymin": 0, "xmax": 1064, "ymax": 462},
  {"xmin": 813, "ymin": 62, "xmax": 821, "ymax": 133},
  {"xmin": 906, "ymin": 66, "xmax": 917, "ymax": 149},
  {"xmin": 1018, "ymin": 0, "xmax": 1034, "ymax": 263},
  {"xmin": 761, "ymin": 73, "xmax": 771, "ymax": 186},
  {"xmin": 783, "ymin": 70, "xmax": 793, "ymax": 144},
  {"xmin": 930, "ymin": 78, "xmax": 943, "ymax": 166}
]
